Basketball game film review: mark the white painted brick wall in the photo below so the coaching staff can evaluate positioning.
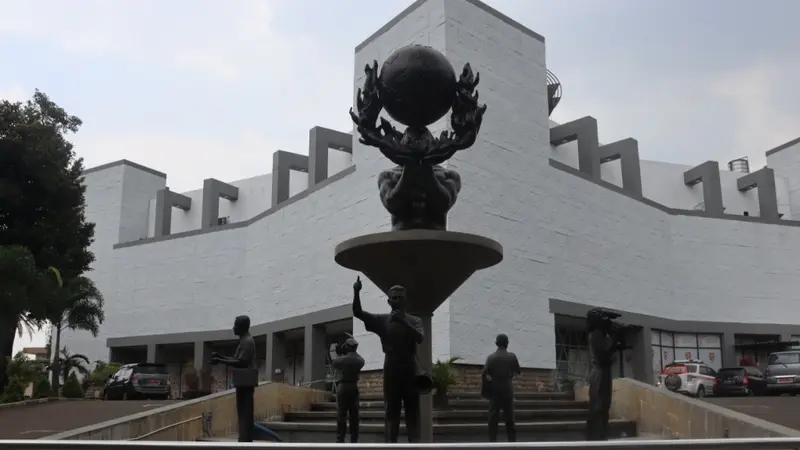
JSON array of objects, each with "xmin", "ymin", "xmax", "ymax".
[{"xmin": 62, "ymin": 0, "xmax": 800, "ymax": 374}]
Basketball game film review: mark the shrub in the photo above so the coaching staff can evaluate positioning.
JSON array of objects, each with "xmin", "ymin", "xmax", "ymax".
[
  {"xmin": 33, "ymin": 376, "xmax": 52, "ymax": 399},
  {"xmin": 88, "ymin": 361, "xmax": 120, "ymax": 384},
  {"xmin": 1, "ymin": 377, "xmax": 26, "ymax": 403},
  {"xmin": 62, "ymin": 372, "xmax": 83, "ymax": 398}
]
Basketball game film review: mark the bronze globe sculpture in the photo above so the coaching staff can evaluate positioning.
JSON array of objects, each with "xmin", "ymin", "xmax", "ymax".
[{"xmin": 377, "ymin": 45, "xmax": 458, "ymax": 129}]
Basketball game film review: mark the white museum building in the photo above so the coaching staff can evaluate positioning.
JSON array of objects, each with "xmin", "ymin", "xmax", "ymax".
[{"xmin": 59, "ymin": 0, "xmax": 800, "ymax": 394}]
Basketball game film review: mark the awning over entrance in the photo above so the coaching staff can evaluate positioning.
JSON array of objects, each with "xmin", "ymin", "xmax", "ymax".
[{"xmin": 734, "ymin": 340, "xmax": 799, "ymax": 351}]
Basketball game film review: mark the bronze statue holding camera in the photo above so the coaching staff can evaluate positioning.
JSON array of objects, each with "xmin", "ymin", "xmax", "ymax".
[
  {"xmin": 332, "ymin": 334, "xmax": 365, "ymax": 443},
  {"xmin": 210, "ymin": 315, "xmax": 257, "ymax": 442},
  {"xmin": 352, "ymin": 276, "xmax": 432, "ymax": 443},
  {"xmin": 585, "ymin": 308, "xmax": 625, "ymax": 441}
]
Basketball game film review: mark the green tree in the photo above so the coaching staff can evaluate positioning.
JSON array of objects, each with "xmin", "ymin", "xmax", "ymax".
[
  {"xmin": 1, "ymin": 377, "xmax": 26, "ymax": 403},
  {"xmin": 89, "ymin": 361, "xmax": 120, "ymax": 384},
  {"xmin": 0, "ymin": 91, "xmax": 95, "ymax": 395},
  {"xmin": 61, "ymin": 372, "xmax": 83, "ymax": 399},
  {"xmin": 33, "ymin": 376, "xmax": 51, "ymax": 399},
  {"xmin": 43, "ymin": 267, "xmax": 104, "ymax": 392},
  {"xmin": 6, "ymin": 351, "xmax": 45, "ymax": 385},
  {"xmin": 51, "ymin": 346, "xmax": 90, "ymax": 390}
]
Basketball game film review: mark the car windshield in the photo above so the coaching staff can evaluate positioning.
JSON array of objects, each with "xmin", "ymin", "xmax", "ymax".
[
  {"xmin": 769, "ymin": 353, "xmax": 800, "ymax": 365},
  {"xmin": 717, "ymin": 368, "xmax": 744, "ymax": 377},
  {"xmin": 134, "ymin": 364, "xmax": 167, "ymax": 374}
]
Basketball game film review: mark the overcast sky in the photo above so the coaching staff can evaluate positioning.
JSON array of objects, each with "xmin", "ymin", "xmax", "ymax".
[{"xmin": 3, "ymin": 0, "xmax": 799, "ymax": 353}]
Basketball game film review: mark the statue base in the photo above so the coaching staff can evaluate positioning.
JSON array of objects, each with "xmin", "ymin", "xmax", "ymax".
[{"xmin": 334, "ymin": 229, "xmax": 503, "ymax": 442}]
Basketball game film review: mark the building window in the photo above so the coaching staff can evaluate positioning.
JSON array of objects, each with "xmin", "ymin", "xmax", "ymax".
[{"xmin": 652, "ymin": 330, "xmax": 722, "ymax": 380}]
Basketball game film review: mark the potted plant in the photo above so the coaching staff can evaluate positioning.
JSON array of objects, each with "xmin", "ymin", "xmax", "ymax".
[{"xmin": 431, "ymin": 356, "xmax": 461, "ymax": 409}]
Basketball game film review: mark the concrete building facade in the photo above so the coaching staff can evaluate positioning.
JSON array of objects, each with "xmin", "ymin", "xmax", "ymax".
[{"xmin": 60, "ymin": 0, "xmax": 800, "ymax": 394}]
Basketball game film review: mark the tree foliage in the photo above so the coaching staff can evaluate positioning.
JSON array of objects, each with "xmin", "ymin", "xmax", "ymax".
[
  {"xmin": 1, "ymin": 377, "xmax": 25, "ymax": 403},
  {"xmin": 51, "ymin": 346, "xmax": 90, "ymax": 382},
  {"xmin": 33, "ymin": 376, "xmax": 51, "ymax": 399},
  {"xmin": 0, "ymin": 90, "xmax": 95, "ymax": 394},
  {"xmin": 89, "ymin": 361, "xmax": 120, "ymax": 383},
  {"xmin": 61, "ymin": 372, "xmax": 83, "ymax": 399}
]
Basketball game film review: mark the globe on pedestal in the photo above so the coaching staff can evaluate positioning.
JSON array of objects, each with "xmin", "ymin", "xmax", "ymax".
[{"xmin": 378, "ymin": 45, "xmax": 458, "ymax": 129}]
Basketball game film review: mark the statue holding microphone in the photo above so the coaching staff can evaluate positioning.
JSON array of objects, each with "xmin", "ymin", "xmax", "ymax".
[{"xmin": 352, "ymin": 276, "xmax": 433, "ymax": 443}]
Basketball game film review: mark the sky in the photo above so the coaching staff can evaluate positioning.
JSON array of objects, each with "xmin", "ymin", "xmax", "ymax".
[{"xmin": 3, "ymin": 0, "xmax": 799, "ymax": 353}]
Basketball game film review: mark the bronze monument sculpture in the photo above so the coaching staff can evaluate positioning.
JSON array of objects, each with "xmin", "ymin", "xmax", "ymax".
[
  {"xmin": 585, "ymin": 308, "xmax": 623, "ymax": 441},
  {"xmin": 482, "ymin": 333, "xmax": 521, "ymax": 442},
  {"xmin": 335, "ymin": 44, "xmax": 504, "ymax": 443},
  {"xmin": 332, "ymin": 332, "xmax": 365, "ymax": 443},
  {"xmin": 353, "ymin": 277, "xmax": 433, "ymax": 443},
  {"xmin": 210, "ymin": 315, "xmax": 257, "ymax": 442},
  {"xmin": 349, "ymin": 45, "xmax": 486, "ymax": 231}
]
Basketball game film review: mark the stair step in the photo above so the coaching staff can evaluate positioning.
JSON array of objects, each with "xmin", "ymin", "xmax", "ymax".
[
  {"xmin": 355, "ymin": 391, "xmax": 572, "ymax": 402},
  {"xmin": 261, "ymin": 419, "xmax": 637, "ymax": 443},
  {"xmin": 287, "ymin": 408, "xmax": 588, "ymax": 423},
  {"xmin": 312, "ymin": 399, "xmax": 587, "ymax": 411}
]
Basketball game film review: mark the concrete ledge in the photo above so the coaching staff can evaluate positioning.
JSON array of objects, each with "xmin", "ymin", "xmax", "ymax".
[
  {"xmin": 44, "ymin": 382, "xmax": 329, "ymax": 441},
  {"xmin": 575, "ymin": 378, "xmax": 800, "ymax": 439}
]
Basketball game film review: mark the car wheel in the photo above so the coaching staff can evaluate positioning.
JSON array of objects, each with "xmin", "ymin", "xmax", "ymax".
[
  {"xmin": 122, "ymin": 391, "xmax": 129, "ymax": 400},
  {"xmin": 696, "ymin": 386, "xmax": 706, "ymax": 398},
  {"xmin": 103, "ymin": 390, "xmax": 111, "ymax": 401}
]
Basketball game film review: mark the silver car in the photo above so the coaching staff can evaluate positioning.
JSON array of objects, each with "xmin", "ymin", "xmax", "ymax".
[{"xmin": 765, "ymin": 351, "xmax": 800, "ymax": 396}]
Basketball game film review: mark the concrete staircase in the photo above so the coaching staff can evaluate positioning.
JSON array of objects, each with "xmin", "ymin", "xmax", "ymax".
[{"xmin": 262, "ymin": 391, "xmax": 637, "ymax": 442}]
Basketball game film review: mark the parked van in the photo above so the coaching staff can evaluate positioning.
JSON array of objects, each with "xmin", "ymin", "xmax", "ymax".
[{"xmin": 764, "ymin": 351, "xmax": 800, "ymax": 396}]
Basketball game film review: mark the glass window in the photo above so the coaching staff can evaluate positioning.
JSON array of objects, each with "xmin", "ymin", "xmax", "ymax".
[
  {"xmin": 769, "ymin": 352, "xmax": 800, "ymax": 365},
  {"xmin": 698, "ymin": 334, "xmax": 721, "ymax": 348},
  {"xmin": 660, "ymin": 331, "xmax": 674, "ymax": 347},
  {"xmin": 700, "ymin": 366, "xmax": 716, "ymax": 377},
  {"xmin": 686, "ymin": 364, "xmax": 699, "ymax": 373},
  {"xmin": 676, "ymin": 348, "xmax": 697, "ymax": 361},
  {"xmin": 651, "ymin": 332, "xmax": 660, "ymax": 345},
  {"xmin": 675, "ymin": 333, "xmax": 698, "ymax": 347}
]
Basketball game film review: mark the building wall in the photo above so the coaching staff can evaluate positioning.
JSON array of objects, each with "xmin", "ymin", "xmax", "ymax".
[
  {"xmin": 62, "ymin": 0, "xmax": 800, "ymax": 374},
  {"xmin": 550, "ymin": 125, "xmax": 792, "ymax": 218},
  {"xmin": 144, "ymin": 151, "xmax": 352, "ymax": 237},
  {"xmin": 767, "ymin": 139, "xmax": 800, "ymax": 219}
]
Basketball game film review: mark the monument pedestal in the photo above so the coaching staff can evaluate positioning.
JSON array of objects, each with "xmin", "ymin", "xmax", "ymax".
[{"xmin": 335, "ymin": 229, "xmax": 503, "ymax": 442}]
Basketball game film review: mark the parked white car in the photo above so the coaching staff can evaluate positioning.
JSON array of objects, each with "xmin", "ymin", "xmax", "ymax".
[{"xmin": 656, "ymin": 359, "xmax": 717, "ymax": 397}]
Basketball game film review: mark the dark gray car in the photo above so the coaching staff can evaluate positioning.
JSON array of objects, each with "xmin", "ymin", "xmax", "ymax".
[
  {"xmin": 765, "ymin": 351, "xmax": 800, "ymax": 396},
  {"xmin": 103, "ymin": 363, "xmax": 171, "ymax": 400}
]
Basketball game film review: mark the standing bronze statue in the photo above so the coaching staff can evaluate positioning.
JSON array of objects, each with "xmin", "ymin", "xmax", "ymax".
[
  {"xmin": 211, "ymin": 315, "xmax": 257, "ymax": 443},
  {"xmin": 585, "ymin": 308, "xmax": 624, "ymax": 441},
  {"xmin": 481, "ymin": 333, "xmax": 521, "ymax": 442},
  {"xmin": 332, "ymin": 333, "xmax": 365, "ymax": 443},
  {"xmin": 349, "ymin": 45, "xmax": 487, "ymax": 231},
  {"xmin": 352, "ymin": 276, "xmax": 432, "ymax": 443}
]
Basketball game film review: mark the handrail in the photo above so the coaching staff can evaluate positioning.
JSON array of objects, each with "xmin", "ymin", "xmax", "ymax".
[
  {"xmin": 129, "ymin": 416, "xmax": 203, "ymax": 441},
  {"xmin": 1, "ymin": 439, "xmax": 800, "ymax": 449}
]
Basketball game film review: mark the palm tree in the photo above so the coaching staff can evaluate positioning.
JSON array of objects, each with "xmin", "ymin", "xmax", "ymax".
[
  {"xmin": 43, "ymin": 268, "xmax": 104, "ymax": 393},
  {"xmin": 50, "ymin": 347, "xmax": 90, "ymax": 382},
  {"xmin": 0, "ymin": 245, "xmax": 42, "ymax": 395}
]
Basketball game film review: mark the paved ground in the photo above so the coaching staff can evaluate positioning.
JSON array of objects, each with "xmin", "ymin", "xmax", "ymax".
[
  {"xmin": 706, "ymin": 396, "xmax": 800, "ymax": 431},
  {"xmin": 0, "ymin": 399, "xmax": 177, "ymax": 439}
]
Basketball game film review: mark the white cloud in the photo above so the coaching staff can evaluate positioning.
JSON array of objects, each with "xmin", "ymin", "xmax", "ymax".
[
  {"xmin": 73, "ymin": 130, "xmax": 285, "ymax": 191},
  {"xmin": 0, "ymin": 0, "xmax": 306, "ymax": 83},
  {"xmin": 0, "ymin": 84, "xmax": 29, "ymax": 102}
]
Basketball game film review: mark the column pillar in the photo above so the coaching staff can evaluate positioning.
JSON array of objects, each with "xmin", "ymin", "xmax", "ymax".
[
  {"xmin": 146, "ymin": 343, "xmax": 164, "ymax": 363},
  {"xmin": 417, "ymin": 312, "xmax": 434, "ymax": 444},
  {"xmin": 722, "ymin": 332, "xmax": 737, "ymax": 367},
  {"xmin": 266, "ymin": 332, "xmax": 287, "ymax": 382},
  {"xmin": 304, "ymin": 324, "xmax": 328, "ymax": 389},
  {"xmin": 194, "ymin": 341, "xmax": 212, "ymax": 390},
  {"xmin": 630, "ymin": 327, "xmax": 653, "ymax": 383}
]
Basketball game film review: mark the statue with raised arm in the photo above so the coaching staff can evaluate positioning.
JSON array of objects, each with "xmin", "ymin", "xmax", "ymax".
[
  {"xmin": 585, "ymin": 308, "xmax": 624, "ymax": 441},
  {"xmin": 332, "ymin": 334, "xmax": 365, "ymax": 443},
  {"xmin": 211, "ymin": 315, "xmax": 257, "ymax": 442},
  {"xmin": 352, "ymin": 276, "xmax": 431, "ymax": 443}
]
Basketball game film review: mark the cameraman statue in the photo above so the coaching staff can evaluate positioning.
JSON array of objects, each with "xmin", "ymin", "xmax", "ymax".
[
  {"xmin": 585, "ymin": 308, "xmax": 624, "ymax": 441},
  {"xmin": 332, "ymin": 333, "xmax": 365, "ymax": 443}
]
